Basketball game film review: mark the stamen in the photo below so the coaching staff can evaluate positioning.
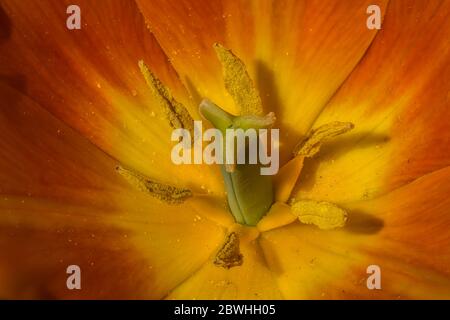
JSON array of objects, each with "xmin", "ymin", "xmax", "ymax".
[
  {"xmin": 116, "ymin": 165, "xmax": 192, "ymax": 204},
  {"xmin": 214, "ymin": 43, "xmax": 263, "ymax": 116},
  {"xmin": 293, "ymin": 122, "xmax": 354, "ymax": 157},
  {"xmin": 290, "ymin": 199, "xmax": 348, "ymax": 230},
  {"xmin": 138, "ymin": 61, "xmax": 194, "ymax": 138},
  {"xmin": 214, "ymin": 232, "xmax": 243, "ymax": 269}
]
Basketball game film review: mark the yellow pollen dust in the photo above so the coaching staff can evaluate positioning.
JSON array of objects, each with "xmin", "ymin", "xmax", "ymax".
[
  {"xmin": 294, "ymin": 121, "xmax": 354, "ymax": 157},
  {"xmin": 290, "ymin": 199, "xmax": 348, "ymax": 230},
  {"xmin": 138, "ymin": 60, "xmax": 194, "ymax": 138},
  {"xmin": 214, "ymin": 232, "xmax": 244, "ymax": 269},
  {"xmin": 116, "ymin": 165, "xmax": 192, "ymax": 204},
  {"xmin": 214, "ymin": 43, "xmax": 263, "ymax": 116}
]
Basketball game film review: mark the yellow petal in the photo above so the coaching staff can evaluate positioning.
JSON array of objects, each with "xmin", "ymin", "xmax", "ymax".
[
  {"xmin": 187, "ymin": 195, "xmax": 235, "ymax": 228},
  {"xmin": 166, "ymin": 235, "xmax": 283, "ymax": 299}
]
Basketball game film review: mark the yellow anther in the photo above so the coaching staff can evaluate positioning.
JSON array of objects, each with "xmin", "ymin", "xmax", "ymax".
[
  {"xmin": 290, "ymin": 199, "xmax": 348, "ymax": 230},
  {"xmin": 293, "ymin": 122, "xmax": 354, "ymax": 157},
  {"xmin": 214, "ymin": 43, "xmax": 263, "ymax": 116},
  {"xmin": 138, "ymin": 60, "xmax": 194, "ymax": 137},
  {"xmin": 116, "ymin": 165, "xmax": 192, "ymax": 204},
  {"xmin": 214, "ymin": 232, "xmax": 243, "ymax": 269}
]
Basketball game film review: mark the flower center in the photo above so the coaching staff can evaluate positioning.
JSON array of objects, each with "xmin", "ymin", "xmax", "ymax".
[{"xmin": 116, "ymin": 43, "xmax": 356, "ymax": 268}]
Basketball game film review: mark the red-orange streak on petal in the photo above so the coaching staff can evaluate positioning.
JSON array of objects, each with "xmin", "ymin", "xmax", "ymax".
[
  {"xmin": 294, "ymin": 0, "xmax": 450, "ymax": 203},
  {"xmin": 0, "ymin": 82, "xmax": 126, "ymax": 200},
  {"xmin": 0, "ymin": 0, "xmax": 191, "ymax": 164}
]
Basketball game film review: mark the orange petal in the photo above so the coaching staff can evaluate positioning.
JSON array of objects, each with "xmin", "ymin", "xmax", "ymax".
[
  {"xmin": 0, "ymin": 194, "xmax": 225, "ymax": 299},
  {"xmin": 136, "ymin": 0, "xmax": 388, "ymax": 163},
  {"xmin": 0, "ymin": 0, "xmax": 222, "ymax": 193},
  {"xmin": 0, "ymin": 82, "xmax": 225, "ymax": 298},
  {"xmin": 260, "ymin": 166, "xmax": 450, "ymax": 299},
  {"xmin": 0, "ymin": 82, "xmax": 125, "ymax": 199},
  {"xmin": 294, "ymin": 0, "xmax": 450, "ymax": 203}
]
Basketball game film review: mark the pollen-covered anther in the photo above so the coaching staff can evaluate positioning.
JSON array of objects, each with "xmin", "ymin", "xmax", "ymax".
[
  {"xmin": 214, "ymin": 232, "xmax": 244, "ymax": 269},
  {"xmin": 290, "ymin": 199, "xmax": 348, "ymax": 230},
  {"xmin": 138, "ymin": 60, "xmax": 194, "ymax": 138},
  {"xmin": 293, "ymin": 121, "xmax": 354, "ymax": 158},
  {"xmin": 214, "ymin": 43, "xmax": 263, "ymax": 116},
  {"xmin": 116, "ymin": 165, "xmax": 192, "ymax": 204}
]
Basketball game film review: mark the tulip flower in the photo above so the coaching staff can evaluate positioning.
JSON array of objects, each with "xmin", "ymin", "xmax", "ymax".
[{"xmin": 0, "ymin": 0, "xmax": 449, "ymax": 299}]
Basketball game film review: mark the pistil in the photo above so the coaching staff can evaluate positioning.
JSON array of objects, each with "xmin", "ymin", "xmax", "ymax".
[{"xmin": 199, "ymin": 100, "xmax": 275, "ymax": 226}]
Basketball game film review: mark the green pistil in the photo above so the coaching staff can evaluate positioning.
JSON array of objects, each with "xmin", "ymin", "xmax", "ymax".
[{"xmin": 200, "ymin": 99, "xmax": 274, "ymax": 226}]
